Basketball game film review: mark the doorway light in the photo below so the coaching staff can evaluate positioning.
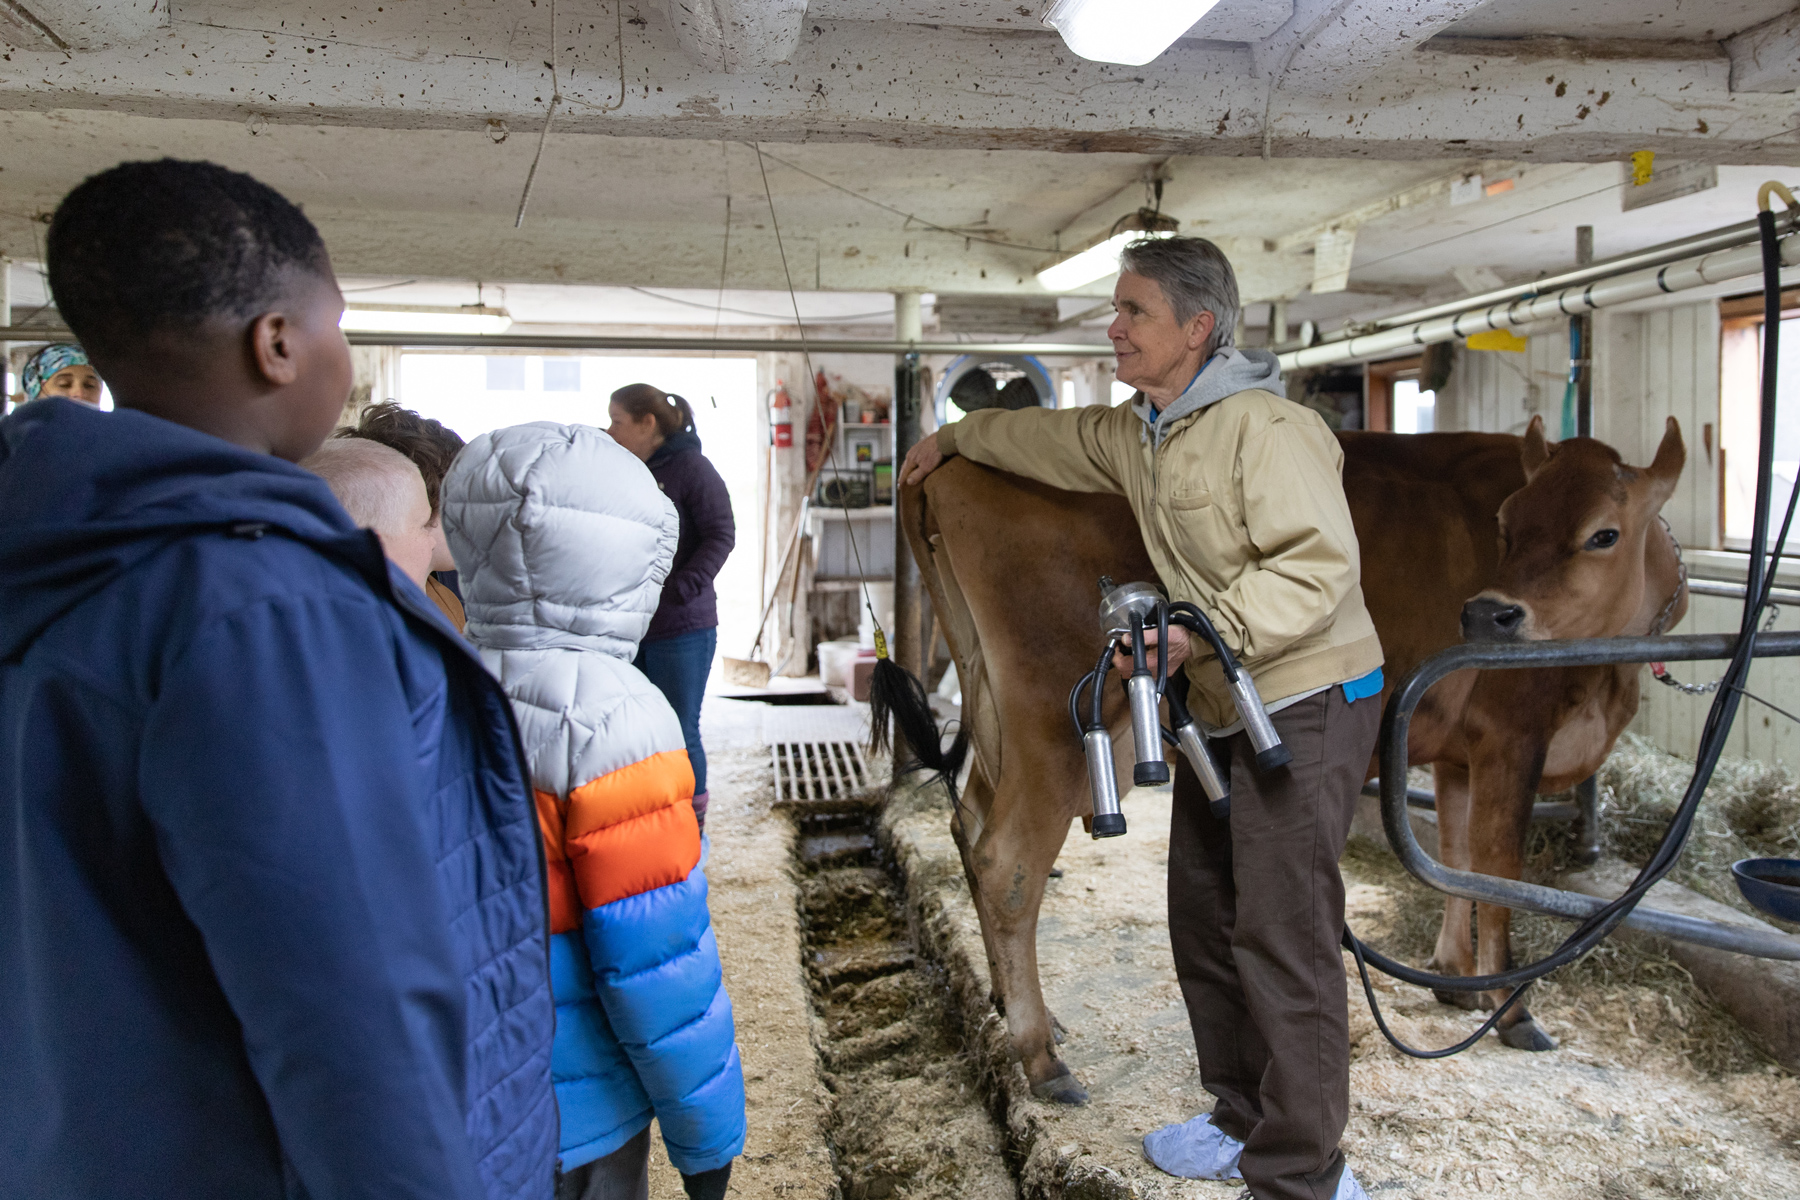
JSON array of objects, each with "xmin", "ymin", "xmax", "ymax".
[
  {"xmin": 1040, "ymin": 0, "xmax": 1222, "ymax": 66},
  {"xmin": 340, "ymin": 305, "xmax": 514, "ymax": 335},
  {"xmin": 1035, "ymin": 209, "xmax": 1180, "ymax": 293}
]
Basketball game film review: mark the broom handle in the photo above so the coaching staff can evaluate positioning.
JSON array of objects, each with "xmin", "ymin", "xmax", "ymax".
[{"xmin": 746, "ymin": 405, "xmax": 838, "ymax": 658}]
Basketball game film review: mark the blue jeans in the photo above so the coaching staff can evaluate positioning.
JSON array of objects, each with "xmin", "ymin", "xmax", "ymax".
[{"xmin": 635, "ymin": 627, "xmax": 716, "ymax": 796}]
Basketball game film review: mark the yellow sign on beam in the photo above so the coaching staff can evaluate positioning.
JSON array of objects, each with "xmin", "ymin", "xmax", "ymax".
[{"xmin": 1466, "ymin": 329, "xmax": 1529, "ymax": 352}]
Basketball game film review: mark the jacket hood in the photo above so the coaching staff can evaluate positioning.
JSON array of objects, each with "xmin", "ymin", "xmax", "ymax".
[
  {"xmin": 646, "ymin": 428, "xmax": 702, "ymax": 469},
  {"xmin": 443, "ymin": 422, "xmax": 679, "ymax": 659},
  {"xmin": 1134, "ymin": 346, "xmax": 1286, "ymax": 447},
  {"xmin": 0, "ymin": 398, "xmax": 369, "ymax": 662}
]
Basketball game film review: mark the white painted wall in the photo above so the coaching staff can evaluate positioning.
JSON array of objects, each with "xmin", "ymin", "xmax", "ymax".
[
  {"xmin": 1592, "ymin": 303, "xmax": 1723, "ymax": 550},
  {"xmin": 1433, "ymin": 335, "xmax": 1562, "ymax": 437}
]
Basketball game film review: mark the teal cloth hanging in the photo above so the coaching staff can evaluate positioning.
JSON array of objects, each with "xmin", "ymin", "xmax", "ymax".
[{"xmin": 1561, "ymin": 321, "xmax": 1580, "ymax": 440}]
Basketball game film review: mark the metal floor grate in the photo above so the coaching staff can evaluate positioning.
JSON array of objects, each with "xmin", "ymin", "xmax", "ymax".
[{"xmin": 764, "ymin": 706, "xmax": 877, "ymax": 803}]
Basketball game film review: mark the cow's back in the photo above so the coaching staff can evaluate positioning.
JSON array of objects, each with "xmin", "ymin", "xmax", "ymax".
[{"xmin": 1339, "ymin": 431, "xmax": 1526, "ymax": 685}]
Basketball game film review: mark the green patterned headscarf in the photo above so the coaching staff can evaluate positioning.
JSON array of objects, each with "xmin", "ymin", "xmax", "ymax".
[{"xmin": 22, "ymin": 343, "xmax": 90, "ymax": 402}]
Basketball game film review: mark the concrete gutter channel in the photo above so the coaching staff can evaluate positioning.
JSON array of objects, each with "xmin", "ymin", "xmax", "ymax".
[
  {"xmin": 873, "ymin": 777, "xmax": 1148, "ymax": 1200},
  {"xmin": 785, "ymin": 788, "xmax": 1020, "ymax": 1200},
  {"xmin": 1354, "ymin": 793, "xmax": 1800, "ymax": 1072}
]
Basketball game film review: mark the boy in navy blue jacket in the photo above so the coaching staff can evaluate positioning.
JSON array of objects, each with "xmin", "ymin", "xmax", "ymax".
[{"xmin": 0, "ymin": 161, "xmax": 556, "ymax": 1200}]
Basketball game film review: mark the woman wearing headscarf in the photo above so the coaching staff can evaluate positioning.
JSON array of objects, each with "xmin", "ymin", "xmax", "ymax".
[
  {"xmin": 19, "ymin": 344, "xmax": 102, "ymax": 406},
  {"xmin": 607, "ymin": 383, "xmax": 736, "ymax": 833}
]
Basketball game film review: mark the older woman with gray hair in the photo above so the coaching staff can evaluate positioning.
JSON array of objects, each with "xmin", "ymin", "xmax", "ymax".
[{"xmin": 900, "ymin": 236, "xmax": 1383, "ymax": 1200}]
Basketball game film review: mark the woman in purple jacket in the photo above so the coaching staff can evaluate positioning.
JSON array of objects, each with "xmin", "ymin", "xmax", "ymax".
[{"xmin": 609, "ymin": 383, "xmax": 737, "ymax": 830}]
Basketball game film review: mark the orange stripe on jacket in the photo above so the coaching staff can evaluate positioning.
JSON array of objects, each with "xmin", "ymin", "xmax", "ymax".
[
  {"xmin": 563, "ymin": 749, "xmax": 695, "ymax": 840},
  {"xmin": 535, "ymin": 790, "xmax": 583, "ymax": 934},
  {"xmin": 568, "ymin": 801, "xmax": 700, "ymax": 909}
]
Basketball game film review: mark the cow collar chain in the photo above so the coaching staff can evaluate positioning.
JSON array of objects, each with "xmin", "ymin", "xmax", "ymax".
[
  {"xmin": 1649, "ymin": 516, "xmax": 1687, "ymax": 637},
  {"xmin": 1647, "ymin": 517, "xmax": 1786, "ymax": 694}
]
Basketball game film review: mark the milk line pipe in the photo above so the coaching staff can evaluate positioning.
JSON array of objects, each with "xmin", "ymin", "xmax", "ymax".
[
  {"xmin": 1278, "ymin": 224, "xmax": 1800, "ymax": 372},
  {"xmin": 1378, "ymin": 630, "xmax": 1800, "ymax": 961},
  {"xmin": 1313, "ymin": 206, "xmax": 1800, "ymax": 345}
]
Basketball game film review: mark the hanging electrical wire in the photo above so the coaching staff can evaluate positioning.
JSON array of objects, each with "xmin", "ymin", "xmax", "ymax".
[{"xmin": 515, "ymin": 0, "xmax": 626, "ymax": 228}]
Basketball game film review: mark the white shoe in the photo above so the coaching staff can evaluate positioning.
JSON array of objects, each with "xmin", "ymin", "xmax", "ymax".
[
  {"xmin": 1141, "ymin": 1114, "xmax": 1244, "ymax": 1180},
  {"xmin": 1334, "ymin": 1165, "xmax": 1370, "ymax": 1200}
]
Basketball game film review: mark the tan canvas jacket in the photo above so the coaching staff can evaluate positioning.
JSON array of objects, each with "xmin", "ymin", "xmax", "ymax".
[{"xmin": 936, "ymin": 379, "xmax": 1383, "ymax": 730}]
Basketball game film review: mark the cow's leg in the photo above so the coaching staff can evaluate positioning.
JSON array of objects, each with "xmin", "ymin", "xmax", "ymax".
[
  {"xmin": 950, "ymin": 770, "xmax": 1014, "ymax": 1014},
  {"xmin": 1426, "ymin": 762, "xmax": 1482, "ymax": 1011},
  {"xmin": 1469, "ymin": 743, "xmax": 1557, "ymax": 1052},
  {"xmin": 962, "ymin": 765, "xmax": 1084, "ymax": 1103}
]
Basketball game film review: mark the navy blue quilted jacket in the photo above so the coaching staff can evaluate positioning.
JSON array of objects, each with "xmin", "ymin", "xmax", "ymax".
[{"xmin": 0, "ymin": 400, "xmax": 557, "ymax": 1199}]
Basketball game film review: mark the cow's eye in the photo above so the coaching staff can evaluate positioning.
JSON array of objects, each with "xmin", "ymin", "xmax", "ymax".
[{"xmin": 1586, "ymin": 529, "xmax": 1620, "ymax": 550}]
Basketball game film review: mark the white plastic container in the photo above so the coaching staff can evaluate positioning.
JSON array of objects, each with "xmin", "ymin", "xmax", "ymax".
[
  {"xmin": 857, "ymin": 581, "xmax": 896, "ymax": 650},
  {"xmin": 818, "ymin": 639, "xmax": 863, "ymax": 688}
]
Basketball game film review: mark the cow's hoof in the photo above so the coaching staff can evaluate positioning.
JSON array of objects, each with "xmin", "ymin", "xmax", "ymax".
[
  {"xmin": 1431, "ymin": 987, "xmax": 1484, "ymax": 1012},
  {"xmin": 1030, "ymin": 1068, "xmax": 1089, "ymax": 1106},
  {"xmin": 1050, "ymin": 1013, "xmax": 1068, "ymax": 1045},
  {"xmin": 1498, "ymin": 1017, "xmax": 1557, "ymax": 1052}
]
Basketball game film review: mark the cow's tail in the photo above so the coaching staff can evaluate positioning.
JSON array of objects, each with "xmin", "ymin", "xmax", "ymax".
[{"xmin": 868, "ymin": 656, "xmax": 969, "ymax": 801}]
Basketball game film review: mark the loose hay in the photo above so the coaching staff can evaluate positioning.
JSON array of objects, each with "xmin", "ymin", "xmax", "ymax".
[
  {"xmin": 1531, "ymin": 733, "xmax": 1800, "ymax": 934},
  {"xmin": 881, "ymin": 775, "xmax": 1800, "ymax": 1199}
]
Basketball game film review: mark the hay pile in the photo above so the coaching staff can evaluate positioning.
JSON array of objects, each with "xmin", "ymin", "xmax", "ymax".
[{"xmin": 1530, "ymin": 733, "xmax": 1800, "ymax": 933}]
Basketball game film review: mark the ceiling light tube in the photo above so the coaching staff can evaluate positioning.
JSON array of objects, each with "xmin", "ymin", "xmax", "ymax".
[
  {"xmin": 339, "ymin": 305, "xmax": 514, "ymax": 335},
  {"xmin": 1040, "ymin": 0, "xmax": 1222, "ymax": 66},
  {"xmin": 1036, "ymin": 211, "xmax": 1179, "ymax": 292}
]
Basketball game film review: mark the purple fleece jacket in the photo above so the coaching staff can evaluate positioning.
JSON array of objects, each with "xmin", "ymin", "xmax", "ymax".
[{"xmin": 644, "ymin": 430, "xmax": 737, "ymax": 642}]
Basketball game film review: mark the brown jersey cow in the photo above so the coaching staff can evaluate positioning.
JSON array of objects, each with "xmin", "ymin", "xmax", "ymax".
[{"xmin": 902, "ymin": 415, "xmax": 1686, "ymax": 1103}]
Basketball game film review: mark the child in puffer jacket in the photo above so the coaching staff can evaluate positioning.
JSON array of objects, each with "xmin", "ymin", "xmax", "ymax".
[{"xmin": 442, "ymin": 422, "xmax": 746, "ymax": 1200}]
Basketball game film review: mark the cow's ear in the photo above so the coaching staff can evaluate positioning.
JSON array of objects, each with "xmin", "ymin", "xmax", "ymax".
[
  {"xmin": 1644, "ymin": 416, "xmax": 1685, "ymax": 504},
  {"xmin": 1522, "ymin": 414, "xmax": 1552, "ymax": 479}
]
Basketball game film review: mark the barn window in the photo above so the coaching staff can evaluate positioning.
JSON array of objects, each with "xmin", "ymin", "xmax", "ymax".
[
  {"xmin": 1364, "ymin": 356, "xmax": 1431, "ymax": 434},
  {"xmin": 485, "ymin": 356, "xmax": 526, "ymax": 391},
  {"xmin": 1719, "ymin": 288, "xmax": 1800, "ymax": 554},
  {"xmin": 543, "ymin": 358, "xmax": 581, "ymax": 392}
]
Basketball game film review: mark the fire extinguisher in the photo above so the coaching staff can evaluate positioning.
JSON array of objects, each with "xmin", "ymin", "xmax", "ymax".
[{"xmin": 770, "ymin": 382, "xmax": 794, "ymax": 448}]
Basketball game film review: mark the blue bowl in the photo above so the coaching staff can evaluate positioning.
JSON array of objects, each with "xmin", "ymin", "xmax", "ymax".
[{"xmin": 1732, "ymin": 858, "xmax": 1800, "ymax": 922}]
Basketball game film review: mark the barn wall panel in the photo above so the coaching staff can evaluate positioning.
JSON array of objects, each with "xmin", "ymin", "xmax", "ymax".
[{"xmin": 1594, "ymin": 302, "xmax": 1720, "ymax": 549}]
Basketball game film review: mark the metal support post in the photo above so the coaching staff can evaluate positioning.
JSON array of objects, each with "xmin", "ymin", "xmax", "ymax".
[
  {"xmin": 1574, "ymin": 225, "xmax": 1594, "ymax": 437},
  {"xmin": 1571, "ymin": 225, "xmax": 1601, "ymax": 859},
  {"xmin": 1, "ymin": 257, "xmax": 12, "ymax": 407},
  {"xmin": 892, "ymin": 293, "xmax": 925, "ymax": 698}
]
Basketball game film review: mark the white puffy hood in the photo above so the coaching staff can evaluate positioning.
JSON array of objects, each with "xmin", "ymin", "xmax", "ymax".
[{"xmin": 443, "ymin": 421, "xmax": 680, "ymax": 661}]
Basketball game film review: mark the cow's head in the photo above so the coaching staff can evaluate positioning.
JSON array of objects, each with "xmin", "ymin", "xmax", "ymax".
[{"xmin": 1461, "ymin": 415, "xmax": 1684, "ymax": 642}]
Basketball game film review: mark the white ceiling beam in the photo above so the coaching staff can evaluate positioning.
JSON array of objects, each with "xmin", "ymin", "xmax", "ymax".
[
  {"xmin": 1, "ymin": 19, "xmax": 1793, "ymax": 163},
  {"xmin": 1727, "ymin": 8, "xmax": 1800, "ymax": 94},
  {"xmin": 1255, "ymin": 0, "xmax": 1491, "ymax": 98},
  {"xmin": 0, "ymin": 0, "xmax": 164, "ymax": 51},
  {"xmin": 665, "ymin": 0, "xmax": 808, "ymax": 72}
]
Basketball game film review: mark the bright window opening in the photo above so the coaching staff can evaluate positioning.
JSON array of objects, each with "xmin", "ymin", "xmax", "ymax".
[
  {"xmin": 1722, "ymin": 313, "xmax": 1800, "ymax": 553},
  {"xmin": 399, "ymin": 353, "xmax": 761, "ymax": 677},
  {"xmin": 1391, "ymin": 378, "xmax": 1436, "ymax": 434}
]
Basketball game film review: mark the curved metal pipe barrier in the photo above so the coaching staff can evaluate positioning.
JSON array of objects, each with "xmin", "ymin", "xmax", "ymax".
[{"xmin": 1379, "ymin": 631, "xmax": 1800, "ymax": 961}]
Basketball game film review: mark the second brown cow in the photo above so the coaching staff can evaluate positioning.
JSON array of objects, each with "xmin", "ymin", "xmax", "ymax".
[{"xmin": 902, "ymin": 415, "xmax": 1686, "ymax": 1102}]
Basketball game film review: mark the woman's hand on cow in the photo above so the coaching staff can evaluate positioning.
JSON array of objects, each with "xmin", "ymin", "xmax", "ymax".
[
  {"xmin": 900, "ymin": 435, "xmax": 948, "ymax": 488},
  {"xmin": 1115, "ymin": 624, "xmax": 1191, "ymax": 677}
]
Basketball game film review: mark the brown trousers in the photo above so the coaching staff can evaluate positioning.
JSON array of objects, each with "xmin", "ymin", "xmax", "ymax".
[{"xmin": 1168, "ymin": 686, "xmax": 1380, "ymax": 1200}]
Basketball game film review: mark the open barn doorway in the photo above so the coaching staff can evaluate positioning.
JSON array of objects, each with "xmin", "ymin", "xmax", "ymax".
[{"xmin": 395, "ymin": 352, "xmax": 762, "ymax": 684}]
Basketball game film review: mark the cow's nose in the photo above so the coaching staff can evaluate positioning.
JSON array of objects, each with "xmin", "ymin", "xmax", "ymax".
[{"xmin": 1461, "ymin": 597, "xmax": 1526, "ymax": 642}]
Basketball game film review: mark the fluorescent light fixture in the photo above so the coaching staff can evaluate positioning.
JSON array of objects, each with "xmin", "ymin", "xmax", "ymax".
[
  {"xmin": 1036, "ymin": 228, "xmax": 1175, "ymax": 293},
  {"xmin": 1040, "ymin": 0, "xmax": 1222, "ymax": 66},
  {"xmin": 339, "ymin": 305, "xmax": 513, "ymax": 335}
]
